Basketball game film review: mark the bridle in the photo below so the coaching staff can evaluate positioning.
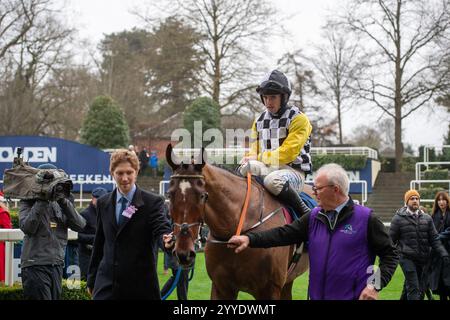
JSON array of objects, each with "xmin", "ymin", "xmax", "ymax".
[
  {"xmin": 170, "ymin": 173, "xmax": 208, "ymax": 244},
  {"xmin": 169, "ymin": 171, "xmax": 285, "ymax": 245}
]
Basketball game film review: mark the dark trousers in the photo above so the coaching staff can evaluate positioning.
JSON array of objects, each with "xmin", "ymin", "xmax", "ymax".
[
  {"xmin": 400, "ymin": 257, "xmax": 428, "ymax": 300},
  {"xmin": 22, "ymin": 265, "xmax": 63, "ymax": 300},
  {"xmin": 63, "ymin": 242, "xmax": 79, "ymax": 279},
  {"xmin": 78, "ymin": 247, "xmax": 92, "ymax": 281},
  {"xmin": 161, "ymin": 268, "xmax": 189, "ymax": 300}
]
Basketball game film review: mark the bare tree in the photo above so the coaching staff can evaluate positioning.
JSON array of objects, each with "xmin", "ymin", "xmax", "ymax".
[
  {"xmin": 339, "ymin": 0, "xmax": 450, "ymax": 172},
  {"xmin": 310, "ymin": 24, "xmax": 366, "ymax": 145},
  {"xmin": 349, "ymin": 124, "xmax": 383, "ymax": 150},
  {"xmin": 146, "ymin": 0, "xmax": 279, "ymax": 113},
  {"xmin": 278, "ymin": 51, "xmax": 320, "ymax": 110},
  {"xmin": 278, "ymin": 51, "xmax": 338, "ymax": 146},
  {"xmin": 0, "ymin": 0, "xmax": 76, "ymax": 136},
  {"xmin": 41, "ymin": 66, "xmax": 100, "ymax": 140},
  {"xmin": 0, "ymin": 0, "xmax": 49, "ymax": 60}
]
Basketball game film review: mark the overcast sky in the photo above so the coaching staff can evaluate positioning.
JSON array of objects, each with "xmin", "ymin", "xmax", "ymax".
[{"xmin": 61, "ymin": 0, "xmax": 449, "ymax": 153}]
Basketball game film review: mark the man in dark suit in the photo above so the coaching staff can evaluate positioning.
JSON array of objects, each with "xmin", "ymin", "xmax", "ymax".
[{"xmin": 87, "ymin": 150, "xmax": 172, "ymax": 299}]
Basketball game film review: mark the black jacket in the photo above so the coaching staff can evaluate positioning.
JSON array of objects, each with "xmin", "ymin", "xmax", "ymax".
[
  {"xmin": 19, "ymin": 198, "xmax": 86, "ymax": 268},
  {"xmin": 430, "ymin": 210, "xmax": 450, "ymax": 293},
  {"xmin": 78, "ymin": 203, "xmax": 97, "ymax": 248},
  {"xmin": 247, "ymin": 197, "xmax": 399, "ymax": 290},
  {"xmin": 389, "ymin": 207, "xmax": 448, "ymax": 263},
  {"xmin": 432, "ymin": 209, "xmax": 450, "ymax": 233},
  {"xmin": 87, "ymin": 186, "xmax": 171, "ymax": 300}
]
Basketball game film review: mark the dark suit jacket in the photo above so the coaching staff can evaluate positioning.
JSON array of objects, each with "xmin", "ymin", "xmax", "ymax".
[{"xmin": 87, "ymin": 186, "xmax": 171, "ymax": 300}]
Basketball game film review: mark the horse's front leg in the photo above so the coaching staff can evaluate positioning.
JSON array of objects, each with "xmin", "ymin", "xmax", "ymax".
[
  {"xmin": 254, "ymin": 283, "xmax": 283, "ymax": 300},
  {"xmin": 210, "ymin": 282, "xmax": 238, "ymax": 300}
]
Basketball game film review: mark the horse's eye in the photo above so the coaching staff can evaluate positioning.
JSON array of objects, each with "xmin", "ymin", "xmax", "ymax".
[{"xmin": 196, "ymin": 179, "xmax": 204, "ymax": 187}]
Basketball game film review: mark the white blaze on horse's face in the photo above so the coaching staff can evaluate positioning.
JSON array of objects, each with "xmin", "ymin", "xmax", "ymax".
[{"xmin": 179, "ymin": 179, "xmax": 191, "ymax": 201}]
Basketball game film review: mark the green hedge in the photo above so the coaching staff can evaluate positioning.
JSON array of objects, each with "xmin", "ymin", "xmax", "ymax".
[
  {"xmin": 8, "ymin": 210, "xmax": 19, "ymax": 228},
  {"xmin": 379, "ymin": 156, "xmax": 419, "ymax": 172},
  {"xmin": 441, "ymin": 148, "xmax": 450, "ymax": 161},
  {"xmin": 313, "ymin": 154, "xmax": 368, "ymax": 170},
  {"xmin": 423, "ymin": 169, "xmax": 449, "ymax": 181},
  {"xmin": 418, "ymin": 185, "xmax": 448, "ymax": 200},
  {"xmin": 400, "ymin": 157, "xmax": 420, "ymax": 172},
  {"xmin": 0, "ymin": 280, "xmax": 90, "ymax": 300}
]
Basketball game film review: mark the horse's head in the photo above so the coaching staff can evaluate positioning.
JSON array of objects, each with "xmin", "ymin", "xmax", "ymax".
[{"xmin": 166, "ymin": 144, "xmax": 208, "ymax": 268}]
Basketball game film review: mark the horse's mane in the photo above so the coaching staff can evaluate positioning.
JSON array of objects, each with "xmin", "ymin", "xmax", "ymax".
[{"xmin": 209, "ymin": 163, "xmax": 243, "ymax": 178}]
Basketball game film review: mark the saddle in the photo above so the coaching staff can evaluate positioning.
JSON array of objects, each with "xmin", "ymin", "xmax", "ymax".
[{"xmin": 253, "ymin": 175, "xmax": 317, "ymax": 222}]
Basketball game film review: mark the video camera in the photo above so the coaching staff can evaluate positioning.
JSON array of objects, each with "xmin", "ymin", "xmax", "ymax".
[{"xmin": 3, "ymin": 147, "xmax": 73, "ymax": 201}]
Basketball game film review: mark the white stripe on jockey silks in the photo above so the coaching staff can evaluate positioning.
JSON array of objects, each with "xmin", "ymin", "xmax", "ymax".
[{"xmin": 256, "ymin": 105, "xmax": 312, "ymax": 173}]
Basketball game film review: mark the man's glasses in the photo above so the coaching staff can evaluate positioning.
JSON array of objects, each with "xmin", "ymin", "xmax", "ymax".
[{"xmin": 312, "ymin": 184, "xmax": 335, "ymax": 193}]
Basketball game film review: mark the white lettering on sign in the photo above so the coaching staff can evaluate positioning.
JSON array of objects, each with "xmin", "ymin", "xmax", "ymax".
[
  {"xmin": 0, "ymin": 147, "xmax": 57, "ymax": 163},
  {"xmin": 347, "ymin": 171, "xmax": 360, "ymax": 181},
  {"xmin": 309, "ymin": 171, "xmax": 361, "ymax": 181},
  {"xmin": 69, "ymin": 174, "xmax": 113, "ymax": 182}
]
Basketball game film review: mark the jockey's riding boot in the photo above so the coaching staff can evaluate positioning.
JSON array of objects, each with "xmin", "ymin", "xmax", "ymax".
[{"xmin": 277, "ymin": 181, "xmax": 311, "ymax": 218}]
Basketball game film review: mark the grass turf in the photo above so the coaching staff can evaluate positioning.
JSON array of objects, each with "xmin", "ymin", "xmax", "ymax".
[{"xmin": 157, "ymin": 251, "xmax": 437, "ymax": 300}]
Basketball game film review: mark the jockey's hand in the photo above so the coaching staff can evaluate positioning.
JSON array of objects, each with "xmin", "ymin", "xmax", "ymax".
[
  {"xmin": 359, "ymin": 284, "xmax": 379, "ymax": 300},
  {"xmin": 163, "ymin": 232, "xmax": 175, "ymax": 249},
  {"xmin": 240, "ymin": 155, "xmax": 256, "ymax": 165},
  {"xmin": 87, "ymin": 287, "xmax": 93, "ymax": 298},
  {"xmin": 227, "ymin": 235, "xmax": 250, "ymax": 253}
]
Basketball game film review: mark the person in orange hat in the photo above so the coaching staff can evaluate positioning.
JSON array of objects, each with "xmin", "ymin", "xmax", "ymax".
[
  {"xmin": 390, "ymin": 189, "xmax": 449, "ymax": 300},
  {"xmin": 0, "ymin": 191, "xmax": 12, "ymax": 283}
]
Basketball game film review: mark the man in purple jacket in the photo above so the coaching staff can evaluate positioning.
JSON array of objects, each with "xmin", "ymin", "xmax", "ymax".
[{"xmin": 228, "ymin": 163, "xmax": 398, "ymax": 300}]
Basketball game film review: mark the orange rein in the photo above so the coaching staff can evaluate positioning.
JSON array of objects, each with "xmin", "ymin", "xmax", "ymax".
[{"xmin": 235, "ymin": 172, "xmax": 252, "ymax": 236}]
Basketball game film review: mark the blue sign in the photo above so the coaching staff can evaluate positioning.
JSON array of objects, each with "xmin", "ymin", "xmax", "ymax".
[
  {"xmin": 347, "ymin": 159, "xmax": 377, "ymax": 194},
  {"xmin": 0, "ymin": 136, "xmax": 114, "ymax": 192}
]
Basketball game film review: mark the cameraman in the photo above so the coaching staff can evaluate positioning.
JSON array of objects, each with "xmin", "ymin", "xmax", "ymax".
[{"xmin": 18, "ymin": 163, "xmax": 86, "ymax": 300}]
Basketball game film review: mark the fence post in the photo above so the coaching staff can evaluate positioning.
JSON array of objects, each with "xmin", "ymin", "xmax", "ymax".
[
  {"xmin": 79, "ymin": 183, "xmax": 83, "ymax": 208},
  {"xmin": 4, "ymin": 242, "xmax": 14, "ymax": 286}
]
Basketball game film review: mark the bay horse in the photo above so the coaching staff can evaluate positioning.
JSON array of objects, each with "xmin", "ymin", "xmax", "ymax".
[{"xmin": 165, "ymin": 144, "xmax": 311, "ymax": 300}]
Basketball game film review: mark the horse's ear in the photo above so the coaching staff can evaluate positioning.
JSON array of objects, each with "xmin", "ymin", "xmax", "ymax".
[
  {"xmin": 201, "ymin": 147, "xmax": 207, "ymax": 165},
  {"xmin": 166, "ymin": 144, "xmax": 180, "ymax": 171},
  {"xmin": 194, "ymin": 147, "xmax": 207, "ymax": 171}
]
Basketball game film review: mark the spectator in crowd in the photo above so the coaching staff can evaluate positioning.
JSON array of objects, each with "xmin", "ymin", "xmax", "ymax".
[
  {"xmin": 228, "ymin": 163, "xmax": 399, "ymax": 300},
  {"xmin": 161, "ymin": 252, "xmax": 190, "ymax": 300},
  {"xmin": 87, "ymin": 150, "xmax": 172, "ymax": 300},
  {"xmin": 149, "ymin": 151, "xmax": 158, "ymax": 178},
  {"xmin": 128, "ymin": 144, "xmax": 137, "ymax": 156},
  {"xmin": 162, "ymin": 251, "xmax": 170, "ymax": 275},
  {"xmin": 390, "ymin": 189, "xmax": 450, "ymax": 300},
  {"xmin": 138, "ymin": 147, "xmax": 149, "ymax": 175},
  {"xmin": 63, "ymin": 194, "xmax": 80, "ymax": 280},
  {"xmin": 430, "ymin": 191, "xmax": 450, "ymax": 300},
  {"xmin": 78, "ymin": 187, "xmax": 108, "ymax": 281},
  {"xmin": 19, "ymin": 163, "xmax": 86, "ymax": 300},
  {"xmin": 0, "ymin": 191, "xmax": 12, "ymax": 283}
]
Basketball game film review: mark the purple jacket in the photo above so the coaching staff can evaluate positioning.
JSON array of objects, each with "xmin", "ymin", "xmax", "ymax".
[{"xmin": 308, "ymin": 205, "xmax": 375, "ymax": 300}]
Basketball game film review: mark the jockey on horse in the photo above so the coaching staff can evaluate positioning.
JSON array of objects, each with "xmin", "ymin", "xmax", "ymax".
[{"xmin": 240, "ymin": 69, "xmax": 313, "ymax": 219}]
